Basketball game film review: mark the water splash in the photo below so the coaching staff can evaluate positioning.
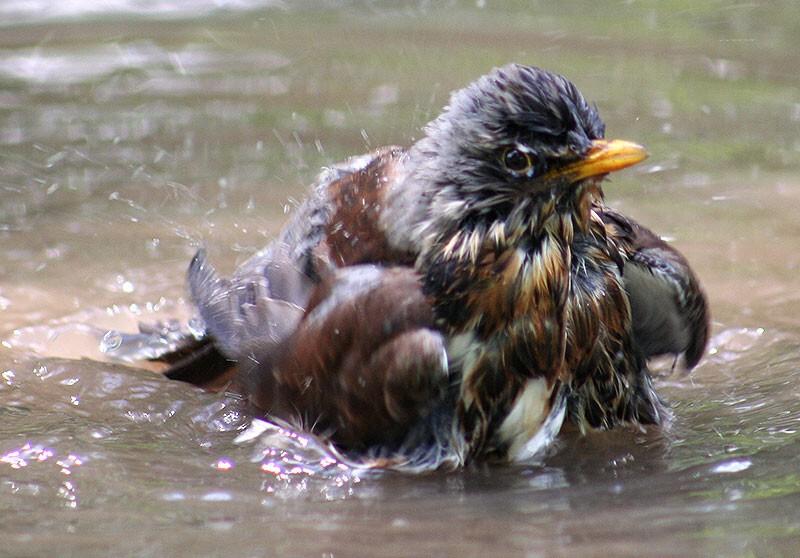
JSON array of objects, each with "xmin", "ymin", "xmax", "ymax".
[
  {"xmin": 705, "ymin": 327, "xmax": 777, "ymax": 363},
  {"xmin": 235, "ymin": 419, "xmax": 364, "ymax": 500},
  {"xmin": 99, "ymin": 319, "xmax": 202, "ymax": 362}
]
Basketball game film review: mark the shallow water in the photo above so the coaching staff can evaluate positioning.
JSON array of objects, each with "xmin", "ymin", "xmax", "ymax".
[{"xmin": 2, "ymin": 1, "xmax": 800, "ymax": 556}]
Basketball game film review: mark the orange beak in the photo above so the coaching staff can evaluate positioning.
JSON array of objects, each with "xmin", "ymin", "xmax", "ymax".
[{"xmin": 545, "ymin": 139, "xmax": 649, "ymax": 183}]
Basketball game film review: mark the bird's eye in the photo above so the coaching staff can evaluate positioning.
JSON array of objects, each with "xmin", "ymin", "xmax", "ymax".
[{"xmin": 501, "ymin": 148, "xmax": 533, "ymax": 177}]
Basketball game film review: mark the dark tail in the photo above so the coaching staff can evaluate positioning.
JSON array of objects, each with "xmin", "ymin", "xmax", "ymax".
[{"xmin": 159, "ymin": 336, "xmax": 238, "ymax": 389}]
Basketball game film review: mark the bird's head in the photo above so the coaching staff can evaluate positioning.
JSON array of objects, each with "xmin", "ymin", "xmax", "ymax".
[{"xmin": 403, "ymin": 64, "xmax": 648, "ymax": 255}]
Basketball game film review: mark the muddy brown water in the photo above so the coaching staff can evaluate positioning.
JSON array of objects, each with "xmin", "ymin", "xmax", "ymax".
[{"xmin": 2, "ymin": 2, "xmax": 799, "ymax": 556}]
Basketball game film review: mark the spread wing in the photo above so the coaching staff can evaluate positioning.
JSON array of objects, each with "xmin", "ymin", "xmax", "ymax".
[
  {"xmin": 600, "ymin": 208, "xmax": 709, "ymax": 370},
  {"xmin": 187, "ymin": 243, "xmax": 308, "ymax": 362},
  {"xmin": 239, "ymin": 265, "xmax": 453, "ymax": 463},
  {"xmin": 139, "ymin": 241, "xmax": 309, "ymax": 388},
  {"xmin": 563, "ymin": 207, "xmax": 710, "ymax": 433}
]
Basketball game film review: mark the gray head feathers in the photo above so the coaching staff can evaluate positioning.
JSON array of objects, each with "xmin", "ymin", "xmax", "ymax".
[
  {"xmin": 426, "ymin": 64, "xmax": 605, "ymax": 159},
  {"xmin": 383, "ymin": 64, "xmax": 607, "ymax": 258}
]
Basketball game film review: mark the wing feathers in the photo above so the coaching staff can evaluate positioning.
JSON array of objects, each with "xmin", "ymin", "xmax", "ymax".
[
  {"xmin": 601, "ymin": 209, "xmax": 710, "ymax": 369},
  {"xmin": 243, "ymin": 265, "xmax": 450, "ymax": 453},
  {"xmin": 188, "ymin": 245, "xmax": 307, "ymax": 362}
]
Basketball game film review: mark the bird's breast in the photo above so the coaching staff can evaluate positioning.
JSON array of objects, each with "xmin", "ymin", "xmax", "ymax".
[
  {"xmin": 439, "ymin": 233, "xmax": 571, "ymax": 339},
  {"xmin": 430, "ymin": 230, "xmax": 574, "ymax": 458}
]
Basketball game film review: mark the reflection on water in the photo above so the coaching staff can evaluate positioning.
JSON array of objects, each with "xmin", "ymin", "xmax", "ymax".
[
  {"xmin": 0, "ymin": 0, "xmax": 282, "ymax": 24},
  {"xmin": 2, "ymin": 1, "xmax": 800, "ymax": 556}
]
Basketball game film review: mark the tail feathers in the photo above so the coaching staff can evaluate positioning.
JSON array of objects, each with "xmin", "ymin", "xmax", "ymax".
[
  {"xmin": 187, "ymin": 249, "xmax": 242, "ymax": 360},
  {"xmin": 106, "ymin": 243, "xmax": 310, "ymax": 390},
  {"xmin": 102, "ymin": 320, "xmax": 237, "ymax": 388},
  {"xmin": 161, "ymin": 336, "xmax": 238, "ymax": 389}
]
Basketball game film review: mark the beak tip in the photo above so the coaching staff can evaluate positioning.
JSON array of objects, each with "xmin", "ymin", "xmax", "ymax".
[{"xmin": 590, "ymin": 138, "xmax": 650, "ymax": 174}]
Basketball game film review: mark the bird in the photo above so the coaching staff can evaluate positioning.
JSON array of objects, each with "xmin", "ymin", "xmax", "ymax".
[{"xmin": 127, "ymin": 64, "xmax": 709, "ymax": 470}]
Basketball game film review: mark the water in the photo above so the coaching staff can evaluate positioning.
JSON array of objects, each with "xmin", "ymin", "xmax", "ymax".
[{"xmin": 2, "ymin": 1, "xmax": 800, "ymax": 556}]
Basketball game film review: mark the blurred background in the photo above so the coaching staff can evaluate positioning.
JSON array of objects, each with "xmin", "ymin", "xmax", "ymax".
[{"xmin": 1, "ymin": 1, "xmax": 799, "ymax": 556}]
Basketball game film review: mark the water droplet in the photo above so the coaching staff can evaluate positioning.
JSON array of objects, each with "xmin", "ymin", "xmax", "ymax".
[
  {"xmin": 187, "ymin": 317, "xmax": 206, "ymax": 339},
  {"xmin": 99, "ymin": 330, "xmax": 122, "ymax": 353},
  {"xmin": 215, "ymin": 458, "xmax": 234, "ymax": 471}
]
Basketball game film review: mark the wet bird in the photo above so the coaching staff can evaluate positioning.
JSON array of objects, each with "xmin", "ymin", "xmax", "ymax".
[{"xmin": 139, "ymin": 64, "xmax": 709, "ymax": 470}]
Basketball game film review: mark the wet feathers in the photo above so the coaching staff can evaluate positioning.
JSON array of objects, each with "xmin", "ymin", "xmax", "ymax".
[{"xmin": 149, "ymin": 64, "xmax": 709, "ymax": 470}]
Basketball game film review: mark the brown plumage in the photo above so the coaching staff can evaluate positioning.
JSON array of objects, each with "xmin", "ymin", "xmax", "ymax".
[{"xmin": 119, "ymin": 64, "xmax": 709, "ymax": 470}]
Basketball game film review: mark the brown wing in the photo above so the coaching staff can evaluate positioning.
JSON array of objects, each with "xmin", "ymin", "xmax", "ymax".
[
  {"xmin": 564, "ymin": 206, "xmax": 710, "ymax": 432},
  {"xmin": 239, "ymin": 265, "xmax": 451, "ymax": 455},
  {"xmin": 275, "ymin": 144, "xmax": 413, "ymax": 275},
  {"xmin": 152, "ymin": 147, "xmax": 412, "ymax": 385},
  {"xmin": 600, "ymin": 208, "xmax": 710, "ymax": 369}
]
